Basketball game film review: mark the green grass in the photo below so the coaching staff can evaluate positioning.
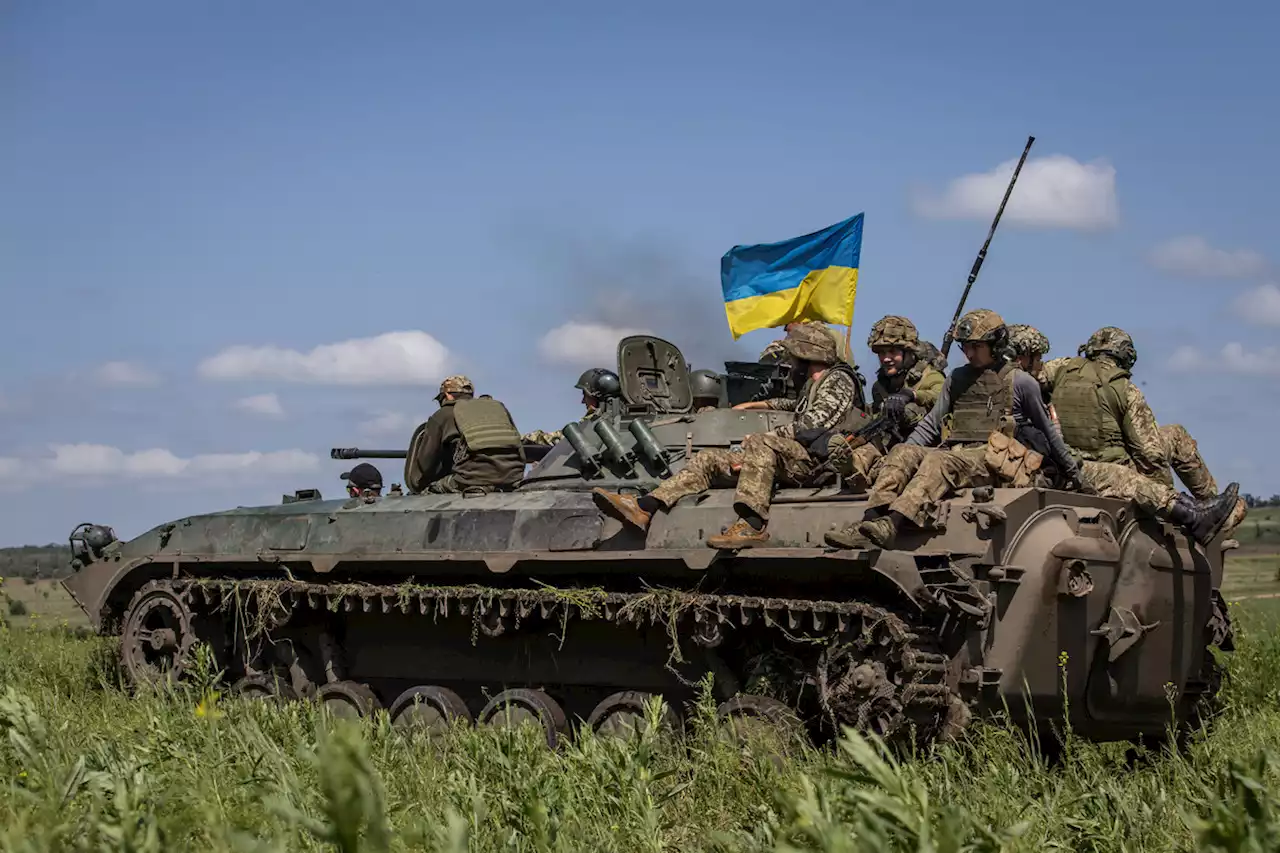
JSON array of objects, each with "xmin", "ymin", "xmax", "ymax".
[
  {"xmin": 1231, "ymin": 506, "xmax": 1280, "ymax": 548},
  {"xmin": 0, "ymin": 578, "xmax": 88, "ymax": 630},
  {"xmin": 2, "ymin": 608, "xmax": 1280, "ymax": 852}
]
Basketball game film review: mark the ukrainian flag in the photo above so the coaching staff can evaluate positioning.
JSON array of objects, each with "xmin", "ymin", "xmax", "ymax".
[{"xmin": 720, "ymin": 213, "xmax": 863, "ymax": 340}]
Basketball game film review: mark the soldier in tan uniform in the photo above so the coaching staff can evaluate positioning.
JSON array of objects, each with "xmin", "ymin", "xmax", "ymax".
[
  {"xmin": 1046, "ymin": 326, "xmax": 1246, "ymax": 536},
  {"xmin": 829, "ymin": 315, "xmax": 944, "ymax": 492},
  {"xmin": 592, "ymin": 324, "xmax": 863, "ymax": 549},
  {"xmin": 405, "ymin": 376, "xmax": 526, "ymax": 494},
  {"xmin": 759, "ymin": 320, "xmax": 857, "ymax": 369}
]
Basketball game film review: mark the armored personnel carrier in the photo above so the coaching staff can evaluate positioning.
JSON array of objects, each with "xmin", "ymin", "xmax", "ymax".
[{"xmin": 62, "ymin": 335, "xmax": 1234, "ymax": 749}]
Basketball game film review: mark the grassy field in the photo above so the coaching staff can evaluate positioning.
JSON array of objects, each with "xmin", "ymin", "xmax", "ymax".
[{"xmin": 0, "ymin": 583, "xmax": 1279, "ymax": 849}]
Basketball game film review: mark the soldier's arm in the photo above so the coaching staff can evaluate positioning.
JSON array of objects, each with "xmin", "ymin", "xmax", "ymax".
[
  {"xmin": 910, "ymin": 366, "xmax": 945, "ymax": 410},
  {"xmin": 904, "ymin": 375, "xmax": 951, "ymax": 447},
  {"xmin": 1120, "ymin": 385, "xmax": 1173, "ymax": 484},
  {"xmin": 773, "ymin": 372, "xmax": 855, "ymax": 441},
  {"xmin": 405, "ymin": 412, "xmax": 448, "ymax": 493},
  {"xmin": 1013, "ymin": 372, "xmax": 1078, "ymax": 478},
  {"xmin": 762, "ymin": 397, "xmax": 799, "ymax": 412}
]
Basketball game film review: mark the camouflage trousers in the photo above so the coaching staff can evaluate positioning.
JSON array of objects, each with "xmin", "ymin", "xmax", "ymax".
[
  {"xmin": 865, "ymin": 444, "xmax": 992, "ymax": 527},
  {"xmin": 840, "ymin": 442, "xmax": 886, "ymax": 491},
  {"xmin": 1079, "ymin": 460, "xmax": 1176, "ymax": 515},
  {"xmin": 522, "ymin": 429, "xmax": 562, "ymax": 446},
  {"xmin": 651, "ymin": 433, "xmax": 814, "ymax": 522},
  {"xmin": 1160, "ymin": 424, "xmax": 1216, "ymax": 500}
]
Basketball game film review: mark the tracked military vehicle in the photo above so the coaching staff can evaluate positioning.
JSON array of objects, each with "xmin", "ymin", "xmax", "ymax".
[{"xmin": 63, "ymin": 334, "xmax": 1234, "ymax": 749}]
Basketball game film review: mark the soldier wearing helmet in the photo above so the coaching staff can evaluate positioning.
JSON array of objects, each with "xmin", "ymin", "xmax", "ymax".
[
  {"xmin": 405, "ymin": 375, "xmax": 526, "ymax": 494},
  {"xmin": 523, "ymin": 367, "xmax": 623, "ymax": 446},
  {"xmin": 1045, "ymin": 326, "xmax": 1246, "ymax": 535},
  {"xmin": 689, "ymin": 369, "xmax": 723, "ymax": 413},
  {"xmin": 825, "ymin": 316, "xmax": 945, "ymax": 492},
  {"xmin": 759, "ymin": 320, "xmax": 858, "ymax": 371},
  {"xmin": 592, "ymin": 323, "xmax": 864, "ymax": 549},
  {"xmin": 827, "ymin": 309, "xmax": 1083, "ymax": 549},
  {"xmin": 1005, "ymin": 323, "xmax": 1058, "ymax": 420}
]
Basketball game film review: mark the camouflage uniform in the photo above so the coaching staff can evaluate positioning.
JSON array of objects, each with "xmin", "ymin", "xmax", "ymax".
[
  {"xmin": 593, "ymin": 324, "xmax": 860, "ymax": 548},
  {"xmin": 829, "ymin": 310, "xmax": 1081, "ymax": 549},
  {"xmin": 842, "ymin": 316, "xmax": 945, "ymax": 490}
]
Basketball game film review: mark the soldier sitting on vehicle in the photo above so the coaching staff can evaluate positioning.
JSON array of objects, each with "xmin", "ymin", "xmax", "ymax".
[
  {"xmin": 1005, "ymin": 323, "xmax": 1056, "ymax": 419},
  {"xmin": 591, "ymin": 324, "xmax": 863, "ymax": 549},
  {"xmin": 405, "ymin": 375, "xmax": 526, "ymax": 494},
  {"xmin": 759, "ymin": 320, "xmax": 858, "ymax": 371},
  {"xmin": 1043, "ymin": 325, "xmax": 1246, "ymax": 537},
  {"xmin": 523, "ymin": 367, "xmax": 622, "ymax": 446},
  {"xmin": 824, "ymin": 315, "xmax": 945, "ymax": 494}
]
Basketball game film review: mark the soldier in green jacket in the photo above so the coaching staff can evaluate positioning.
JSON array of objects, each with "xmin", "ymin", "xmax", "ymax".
[
  {"xmin": 405, "ymin": 375, "xmax": 526, "ymax": 494},
  {"xmin": 829, "ymin": 315, "xmax": 944, "ymax": 492}
]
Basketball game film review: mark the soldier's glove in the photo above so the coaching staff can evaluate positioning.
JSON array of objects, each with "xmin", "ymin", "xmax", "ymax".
[
  {"xmin": 880, "ymin": 390, "xmax": 913, "ymax": 422},
  {"xmin": 1064, "ymin": 468, "xmax": 1093, "ymax": 495}
]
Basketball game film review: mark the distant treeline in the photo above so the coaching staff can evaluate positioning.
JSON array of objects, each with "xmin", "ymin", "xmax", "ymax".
[
  {"xmin": 1243, "ymin": 495, "xmax": 1280, "ymax": 509},
  {"xmin": 0, "ymin": 545, "xmax": 72, "ymax": 580}
]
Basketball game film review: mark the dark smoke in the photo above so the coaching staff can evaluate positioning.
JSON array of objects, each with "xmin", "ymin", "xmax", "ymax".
[{"xmin": 517, "ymin": 226, "xmax": 761, "ymax": 371}]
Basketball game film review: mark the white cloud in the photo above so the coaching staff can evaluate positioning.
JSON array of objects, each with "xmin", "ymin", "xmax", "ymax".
[
  {"xmin": 537, "ymin": 321, "xmax": 653, "ymax": 366},
  {"xmin": 357, "ymin": 411, "xmax": 421, "ymax": 437},
  {"xmin": 0, "ymin": 458, "xmax": 20, "ymax": 478},
  {"xmin": 912, "ymin": 154, "xmax": 1119, "ymax": 231},
  {"xmin": 45, "ymin": 444, "xmax": 322, "ymax": 480},
  {"xmin": 95, "ymin": 361, "xmax": 160, "ymax": 386},
  {"xmin": 1147, "ymin": 235, "xmax": 1267, "ymax": 279},
  {"xmin": 1231, "ymin": 283, "xmax": 1280, "ymax": 327},
  {"xmin": 1167, "ymin": 342, "xmax": 1280, "ymax": 377},
  {"xmin": 233, "ymin": 393, "xmax": 285, "ymax": 418},
  {"xmin": 198, "ymin": 331, "xmax": 450, "ymax": 386}
]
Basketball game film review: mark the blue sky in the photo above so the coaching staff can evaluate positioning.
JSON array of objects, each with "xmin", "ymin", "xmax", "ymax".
[{"xmin": 2, "ymin": 1, "xmax": 1278, "ymax": 545}]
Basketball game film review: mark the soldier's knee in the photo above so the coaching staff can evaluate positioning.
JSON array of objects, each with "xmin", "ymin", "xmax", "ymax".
[{"xmin": 741, "ymin": 433, "xmax": 768, "ymax": 451}]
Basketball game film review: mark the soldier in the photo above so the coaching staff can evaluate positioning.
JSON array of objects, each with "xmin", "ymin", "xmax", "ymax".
[
  {"xmin": 690, "ymin": 369, "xmax": 723, "ymax": 413},
  {"xmin": 826, "ymin": 309, "xmax": 1084, "ymax": 550},
  {"xmin": 1006, "ymin": 323, "xmax": 1056, "ymax": 419},
  {"xmin": 523, "ymin": 367, "xmax": 623, "ymax": 446},
  {"xmin": 830, "ymin": 316, "xmax": 945, "ymax": 492},
  {"xmin": 592, "ymin": 324, "xmax": 862, "ymax": 548},
  {"xmin": 1046, "ymin": 325, "xmax": 1246, "ymax": 534},
  {"xmin": 340, "ymin": 462, "xmax": 383, "ymax": 498},
  {"xmin": 405, "ymin": 375, "xmax": 526, "ymax": 494}
]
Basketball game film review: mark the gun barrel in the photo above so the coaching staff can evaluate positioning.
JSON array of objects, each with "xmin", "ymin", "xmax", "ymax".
[
  {"xmin": 330, "ymin": 448, "xmax": 408, "ymax": 460},
  {"xmin": 330, "ymin": 445, "xmax": 553, "ymax": 463}
]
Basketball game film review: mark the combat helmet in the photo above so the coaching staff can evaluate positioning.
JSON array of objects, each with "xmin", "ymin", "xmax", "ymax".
[
  {"xmin": 1007, "ymin": 324, "xmax": 1051, "ymax": 357},
  {"xmin": 690, "ymin": 369, "xmax": 723, "ymax": 401},
  {"xmin": 867, "ymin": 315, "xmax": 919, "ymax": 350},
  {"xmin": 916, "ymin": 340, "xmax": 948, "ymax": 372},
  {"xmin": 575, "ymin": 368, "xmax": 622, "ymax": 400},
  {"xmin": 1081, "ymin": 326, "xmax": 1137, "ymax": 370},
  {"xmin": 952, "ymin": 309, "xmax": 1008, "ymax": 353},
  {"xmin": 782, "ymin": 323, "xmax": 838, "ymax": 365}
]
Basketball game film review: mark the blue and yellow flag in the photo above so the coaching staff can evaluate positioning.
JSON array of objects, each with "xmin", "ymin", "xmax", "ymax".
[{"xmin": 720, "ymin": 213, "xmax": 862, "ymax": 340}]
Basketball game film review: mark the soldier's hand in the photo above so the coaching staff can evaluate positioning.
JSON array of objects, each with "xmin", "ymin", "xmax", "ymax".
[{"xmin": 881, "ymin": 391, "xmax": 912, "ymax": 421}]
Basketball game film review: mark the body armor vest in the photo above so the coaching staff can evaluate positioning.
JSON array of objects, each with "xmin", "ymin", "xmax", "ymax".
[
  {"xmin": 797, "ymin": 363, "xmax": 865, "ymax": 431},
  {"xmin": 943, "ymin": 362, "xmax": 1015, "ymax": 446},
  {"xmin": 452, "ymin": 398, "xmax": 523, "ymax": 452},
  {"xmin": 1052, "ymin": 357, "xmax": 1129, "ymax": 462}
]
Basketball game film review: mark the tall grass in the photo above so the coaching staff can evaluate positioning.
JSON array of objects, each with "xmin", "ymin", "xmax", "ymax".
[{"xmin": 1, "ymin": 610, "xmax": 1279, "ymax": 852}]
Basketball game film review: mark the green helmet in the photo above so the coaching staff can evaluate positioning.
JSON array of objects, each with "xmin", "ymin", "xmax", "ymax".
[
  {"xmin": 690, "ymin": 369, "xmax": 722, "ymax": 401},
  {"xmin": 1007, "ymin": 324, "xmax": 1051, "ymax": 357},
  {"xmin": 916, "ymin": 340, "xmax": 947, "ymax": 372},
  {"xmin": 575, "ymin": 368, "xmax": 621, "ymax": 399},
  {"xmin": 782, "ymin": 324, "xmax": 838, "ymax": 365},
  {"xmin": 952, "ymin": 309, "xmax": 1008, "ymax": 351},
  {"xmin": 867, "ymin": 315, "xmax": 919, "ymax": 349},
  {"xmin": 1081, "ymin": 326, "xmax": 1137, "ymax": 369}
]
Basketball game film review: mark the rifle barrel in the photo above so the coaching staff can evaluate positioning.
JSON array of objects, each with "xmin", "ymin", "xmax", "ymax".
[{"xmin": 941, "ymin": 135, "xmax": 1036, "ymax": 358}]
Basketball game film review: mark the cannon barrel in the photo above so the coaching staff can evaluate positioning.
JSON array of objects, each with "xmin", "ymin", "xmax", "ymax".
[{"xmin": 331, "ymin": 445, "xmax": 553, "ymax": 463}]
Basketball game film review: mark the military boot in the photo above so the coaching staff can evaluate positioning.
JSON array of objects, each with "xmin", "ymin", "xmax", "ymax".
[
  {"xmin": 591, "ymin": 489, "xmax": 652, "ymax": 531},
  {"xmin": 1167, "ymin": 484, "xmax": 1241, "ymax": 547},
  {"xmin": 706, "ymin": 519, "xmax": 770, "ymax": 549},
  {"xmin": 825, "ymin": 524, "xmax": 872, "ymax": 549},
  {"xmin": 856, "ymin": 516, "xmax": 899, "ymax": 549}
]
